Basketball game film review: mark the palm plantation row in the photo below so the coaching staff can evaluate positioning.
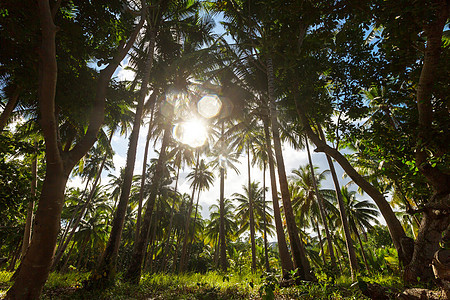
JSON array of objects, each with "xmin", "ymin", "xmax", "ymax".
[{"xmin": 1, "ymin": 0, "xmax": 448, "ymax": 299}]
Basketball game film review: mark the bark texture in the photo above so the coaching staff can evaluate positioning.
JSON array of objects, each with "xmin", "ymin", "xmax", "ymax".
[
  {"xmin": 94, "ymin": 30, "xmax": 155, "ymax": 284},
  {"xmin": 262, "ymin": 115, "xmax": 294, "ymax": 275},
  {"xmin": 305, "ymin": 138, "xmax": 337, "ymax": 269},
  {"xmin": 124, "ymin": 124, "xmax": 171, "ymax": 283},
  {"xmin": 267, "ymin": 57, "xmax": 314, "ymax": 281}
]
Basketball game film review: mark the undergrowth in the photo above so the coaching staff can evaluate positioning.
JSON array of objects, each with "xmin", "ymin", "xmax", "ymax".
[{"xmin": 0, "ymin": 269, "xmax": 410, "ymax": 299}]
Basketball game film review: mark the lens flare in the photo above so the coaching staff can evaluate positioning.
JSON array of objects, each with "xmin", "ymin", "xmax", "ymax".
[
  {"xmin": 172, "ymin": 119, "xmax": 207, "ymax": 148},
  {"xmin": 197, "ymin": 94, "xmax": 222, "ymax": 119}
]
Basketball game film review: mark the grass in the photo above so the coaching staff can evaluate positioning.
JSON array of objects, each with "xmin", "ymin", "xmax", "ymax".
[{"xmin": 0, "ymin": 269, "xmax": 410, "ymax": 299}]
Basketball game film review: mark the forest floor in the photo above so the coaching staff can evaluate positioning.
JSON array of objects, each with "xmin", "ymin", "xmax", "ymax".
[{"xmin": 0, "ymin": 269, "xmax": 415, "ymax": 299}]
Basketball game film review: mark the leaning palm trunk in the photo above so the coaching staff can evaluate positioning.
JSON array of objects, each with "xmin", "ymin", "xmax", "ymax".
[
  {"xmin": 266, "ymin": 57, "xmax": 314, "ymax": 281},
  {"xmin": 52, "ymin": 132, "xmax": 113, "ymax": 270},
  {"xmin": 353, "ymin": 224, "xmax": 370, "ymax": 272},
  {"xmin": 124, "ymin": 123, "xmax": 171, "ymax": 283},
  {"xmin": 305, "ymin": 137, "xmax": 337, "ymax": 269},
  {"xmin": 21, "ymin": 145, "xmax": 37, "ymax": 258},
  {"xmin": 312, "ymin": 217, "xmax": 326, "ymax": 265},
  {"xmin": 324, "ymin": 153, "xmax": 359, "ymax": 279},
  {"xmin": 94, "ymin": 29, "xmax": 156, "ymax": 285},
  {"xmin": 262, "ymin": 114, "xmax": 294, "ymax": 275},
  {"xmin": 296, "ymin": 105, "xmax": 412, "ymax": 267},
  {"xmin": 135, "ymin": 98, "xmax": 156, "ymax": 245}
]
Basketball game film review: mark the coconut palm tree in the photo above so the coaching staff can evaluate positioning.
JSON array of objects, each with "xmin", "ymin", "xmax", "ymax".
[
  {"xmin": 340, "ymin": 186, "xmax": 380, "ymax": 272},
  {"xmin": 179, "ymin": 157, "xmax": 214, "ymax": 272},
  {"xmin": 205, "ymin": 198, "xmax": 238, "ymax": 268},
  {"xmin": 233, "ymin": 182, "xmax": 273, "ymax": 272}
]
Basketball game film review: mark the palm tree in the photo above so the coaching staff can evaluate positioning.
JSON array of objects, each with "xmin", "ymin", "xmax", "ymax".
[
  {"xmin": 179, "ymin": 157, "xmax": 214, "ymax": 272},
  {"xmin": 341, "ymin": 187, "xmax": 380, "ymax": 272},
  {"xmin": 205, "ymin": 198, "xmax": 238, "ymax": 268},
  {"xmin": 323, "ymin": 150, "xmax": 359, "ymax": 279},
  {"xmin": 210, "ymin": 135, "xmax": 241, "ymax": 271},
  {"xmin": 289, "ymin": 163, "xmax": 338, "ymax": 267},
  {"xmin": 233, "ymin": 182, "xmax": 258, "ymax": 272},
  {"xmin": 233, "ymin": 182, "xmax": 273, "ymax": 272},
  {"xmin": 159, "ymin": 143, "xmax": 194, "ymax": 271}
]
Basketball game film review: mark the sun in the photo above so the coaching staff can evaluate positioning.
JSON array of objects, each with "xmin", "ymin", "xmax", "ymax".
[{"xmin": 173, "ymin": 118, "xmax": 208, "ymax": 148}]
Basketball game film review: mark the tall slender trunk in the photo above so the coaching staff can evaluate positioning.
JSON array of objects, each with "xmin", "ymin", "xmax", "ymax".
[
  {"xmin": 7, "ymin": 242, "xmax": 22, "ymax": 272},
  {"xmin": 60, "ymin": 240, "xmax": 76, "ymax": 272},
  {"xmin": 135, "ymin": 100, "xmax": 156, "ymax": 245},
  {"xmin": 53, "ymin": 132, "xmax": 113, "ymax": 270},
  {"xmin": 179, "ymin": 152, "xmax": 200, "ymax": 273},
  {"xmin": 95, "ymin": 31, "xmax": 156, "ymax": 284},
  {"xmin": 247, "ymin": 144, "xmax": 257, "ymax": 272},
  {"xmin": 354, "ymin": 224, "xmax": 370, "ymax": 272},
  {"xmin": 21, "ymin": 147, "xmax": 37, "ymax": 258},
  {"xmin": 171, "ymin": 231, "xmax": 182, "ymax": 273},
  {"xmin": 187, "ymin": 187, "xmax": 202, "ymax": 262},
  {"xmin": 305, "ymin": 137, "xmax": 337, "ymax": 269},
  {"xmin": 58, "ymin": 175, "xmax": 92, "ymax": 249},
  {"xmin": 325, "ymin": 154, "xmax": 359, "ymax": 279},
  {"xmin": 160, "ymin": 161, "xmax": 181, "ymax": 272},
  {"xmin": 266, "ymin": 57, "xmax": 313, "ymax": 281},
  {"xmin": 296, "ymin": 106, "xmax": 412, "ymax": 267},
  {"xmin": 75, "ymin": 235, "xmax": 90, "ymax": 270},
  {"xmin": 124, "ymin": 123, "xmax": 171, "ymax": 283},
  {"xmin": 0, "ymin": 87, "xmax": 20, "ymax": 131},
  {"xmin": 147, "ymin": 200, "xmax": 160, "ymax": 273},
  {"xmin": 219, "ymin": 123, "xmax": 227, "ymax": 271},
  {"xmin": 312, "ymin": 217, "xmax": 326, "ymax": 265},
  {"xmin": 262, "ymin": 114, "xmax": 293, "ymax": 275},
  {"xmin": 262, "ymin": 164, "xmax": 270, "ymax": 272}
]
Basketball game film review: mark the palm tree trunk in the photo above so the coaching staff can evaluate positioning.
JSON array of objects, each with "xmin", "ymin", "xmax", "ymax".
[
  {"xmin": 325, "ymin": 153, "xmax": 359, "ymax": 279},
  {"xmin": 160, "ymin": 161, "xmax": 181, "ymax": 272},
  {"xmin": 124, "ymin": 122, "xmax": 171, "ymax": 283},
  {"xmin": 187, "ymin": 187, "xmax": 202, "ymax": 262},
  {"xmin": 305, "ymin": 136, "xmax": 337, "ymax": 269},
  {"xmin": 135, "ymin": 98, "xmax": 156, "ymax": 245},
  {"xmin": 354, "ymin": 224, "xmax": 370, "ymax": 272},
  {"xmin": 95, "ymin": 29, "xmax": 156, "ymax": 284},
  {"xmin": 75, "ymin": 235, "xmax": 89, "ymax": 270},
  {"xmin": 0, "ymin": 86, "xmax": 20, "ymax": 131},
  {"xmin": 247, "ymin": 144, "xmax": 257, "ymax": 272},
  {"xmin": 219, "ymin": 122, "xmax": 227, "ymax": 271},
  {"xmin": 312, "ymin": 217, "xmax": 326, "ymax": 265},
  {"xmin": 262, "ymin": 113, "xmax": 293, "ymax": 276},
  {"xmin": 60, "ymin": 240, "xmax": 76, "ymax": 272},
  {"xmin": 296, "ymin": 105, "xmax": 412, "ymax": 267},
  {"xmin": 53, "ymin": 132, "xmax": 113, "ymax": 270},
  {"xmin": 179, "ymin": 152, "xmax": 200, "ymax": 273},
  {"xmin": 262, "ymin": 164, "xmax": 270, "ymax": 272},
  {"xmin": 58, "ymin": 175, "xmax": 92, "ymax": 251},
  {"xmin": 7, "ymin": 241, "xmax": 22, "ymax": 272},
  {"xmin": 21, "ymin": 146, "xmax": 37, "ymax": 258},
  {"xmin": 171, "ymin": 231, "xmax": 182, "ymax": 273},
  {"xmin": 266, "ymin": 57, "xmax": 313, "ymax": 281}
]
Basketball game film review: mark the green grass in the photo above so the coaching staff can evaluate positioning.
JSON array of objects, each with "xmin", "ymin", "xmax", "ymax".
[
  {"xmin": 0, "ymin": 270, "xmax": 13, "ymax": 298},
  {"xmin": 0, "ymin": 270, "xmax": 409, "ymax": 299}
]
